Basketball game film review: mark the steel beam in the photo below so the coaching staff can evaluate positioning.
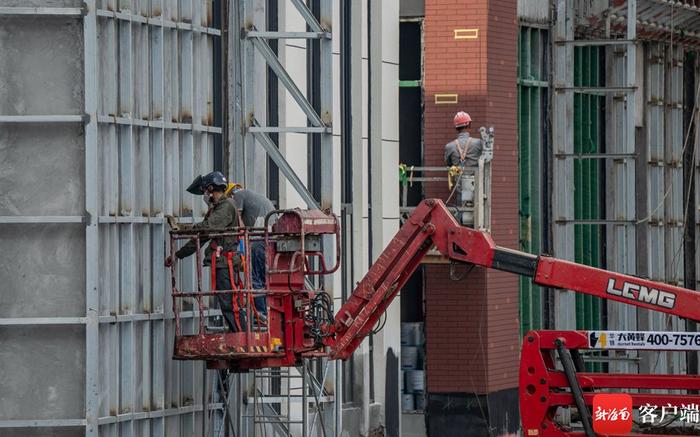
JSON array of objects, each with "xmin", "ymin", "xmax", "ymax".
[
  {"xmin": 555, "ymin": 39, "xmax": 635, "ymax": 46},
  {"xmin": 0, "ymin": 419, "xmax": 87, "ymax": 428},
  {"xmin": 552, "ymin": 0, "xmax": 576, "ymax": 330},
  {"xmin": 0, "ymin": 115, "xmax": 84, "ymax": 123},
  {"xmin": 249, "ymin": 36, "xmax": 326, "ymax": 127},
  {"xmin": 95, "ymin": 9, "xmax": 221, "ymax": 36},
  {"xmin": 97, "ymin": 310, "xmax": 221, "ymax": 324},
  {"xmin": 0, "ymin": 216, "xmax": 84, "ymax": 223},
  {"xmin": 96, "ymin": 115, "xmax": 222, "ymax": 133},
  {"xmin": 554, "ymin": 219, "xmax": 636, "ymax": 224},
  {"xmin": 0, "ymin": 317, "xmax": 86, "ymax": 325},
  {"xmin": 246, "ymin": 31, "xmax": 330, "ymax": 39},
  {"xmin": 553, "ymin": 86, "xmax": 636, "ymax": 93},
  {"xmin": 0, "ymin": 7, "xmax": 83, "ymax": 16},
  {"xmin": 248, "ymin": 126, "xmax": 330, "ymax": 133},
  {"xmin": 97, "ymin": 403, "xmax": 224, "ymax": 425},
  {"xmin": 251, "ymin": 127, "xmax": 319, "ymax": 209},
  {"xmin": 83, "ymin": 1, "xmax": 100, "ymax": 436},
  {"xmin": 289, "ymin": 0, "xmax": 324, "ymax": 32},
  {"xmin": 605, "ymin": 0, "xmax": 638, "ymax": 375},
  {"xmin": 555, "ymin": 153, "xmax": 637, "ymax": 159}
]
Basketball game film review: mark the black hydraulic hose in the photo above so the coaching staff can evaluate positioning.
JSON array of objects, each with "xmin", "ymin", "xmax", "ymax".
[{"xmin": 555, "ymin": 339, "xmax": 596, "ymax": 437}]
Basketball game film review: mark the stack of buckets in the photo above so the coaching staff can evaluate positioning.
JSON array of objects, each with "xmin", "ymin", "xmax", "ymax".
[{"xmin": 400, "ymin": 322, "xmax": 425, "ymax": 412}]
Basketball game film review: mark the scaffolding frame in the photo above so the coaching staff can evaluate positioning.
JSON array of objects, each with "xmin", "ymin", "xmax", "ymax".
[
  {"xmin": 551, "ymin": 0, "xmax": 638, "ymax": 371},
  {"xmin": 551, "ymin": 0, "xmax": 700, "ymax": 377},
  {"xmin": 229, "ymin": 0, "xmax": 337, "ymax": 435}
]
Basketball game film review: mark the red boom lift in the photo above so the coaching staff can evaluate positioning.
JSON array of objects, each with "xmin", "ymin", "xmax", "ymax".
[{"xmin": 168, "ymin": 199, "xmax": 700, "ymax": 436}]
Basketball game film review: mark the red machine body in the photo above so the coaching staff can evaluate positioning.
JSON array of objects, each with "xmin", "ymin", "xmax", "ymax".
[
  {"xmin": 168, "ymin": 199, "xmax": 700, "ymax": 434},
  {"xmin": 521, "ymin": 330, "xmax": 700, "ymax": 436}
]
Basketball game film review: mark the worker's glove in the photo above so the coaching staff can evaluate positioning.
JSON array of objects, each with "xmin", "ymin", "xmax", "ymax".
[{"xmin": 164, "ymin": 256, "xmax": 174, "ymax": 268}]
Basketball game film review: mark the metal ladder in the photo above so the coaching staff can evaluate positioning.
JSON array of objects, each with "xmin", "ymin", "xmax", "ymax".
[{"xmin": 244, "ymin": 360, "xmax": 335, "ymax": 437}]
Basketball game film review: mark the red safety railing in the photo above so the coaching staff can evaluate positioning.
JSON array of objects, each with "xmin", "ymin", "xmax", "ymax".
[
  {"xmin": 167, "ymin": 208, "xmax": 341, "ymax": 369},
  {"xmin": 169, "ymin": 226, "xmax": 270, "ymax": 337}
]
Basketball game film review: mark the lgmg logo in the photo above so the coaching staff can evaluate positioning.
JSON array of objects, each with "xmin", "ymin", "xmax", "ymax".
[{"xmin": 606, "ymin": 278, "xmax": 676, "ymax": 309}]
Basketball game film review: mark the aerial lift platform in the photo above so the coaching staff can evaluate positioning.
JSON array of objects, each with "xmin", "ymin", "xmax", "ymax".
[{"xmin": 168, "ymin": 197, "xmax": 700, "ymax": 435}]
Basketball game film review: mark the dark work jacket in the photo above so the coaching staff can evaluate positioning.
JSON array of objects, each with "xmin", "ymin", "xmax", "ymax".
[{"xmin": 175, "ymin": 196, "xmax": 240, "ymax": 268}]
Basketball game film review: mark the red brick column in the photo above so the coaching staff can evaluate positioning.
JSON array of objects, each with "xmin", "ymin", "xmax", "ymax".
[{"xmin": 423, "ymin": 0, "xmax": 519, "ymax": 395}]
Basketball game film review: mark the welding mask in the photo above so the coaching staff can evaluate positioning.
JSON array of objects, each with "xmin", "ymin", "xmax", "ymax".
[{"xmin": 186, "ymin": 175, "xmax": 204, "ymax": 195}]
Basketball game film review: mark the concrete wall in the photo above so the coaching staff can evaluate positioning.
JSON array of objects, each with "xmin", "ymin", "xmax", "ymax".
[{"xmin": 0, "ymin": 11, "xmax": 88, "ymax": 434}]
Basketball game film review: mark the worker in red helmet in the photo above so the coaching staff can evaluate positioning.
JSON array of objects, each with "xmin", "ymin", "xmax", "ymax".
[
  {"xmin": 445, "ymin": 111, "xmax": 483, "ymax": 168},
  {"xmin": 444, "ymin": 111, "xmax": 484, "ymax": 223}
]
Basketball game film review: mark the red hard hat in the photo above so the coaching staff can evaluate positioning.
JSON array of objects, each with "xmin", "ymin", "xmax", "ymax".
[{"xmin": 453, "ymin": 111, "xmax": 472, "ymax": 128}]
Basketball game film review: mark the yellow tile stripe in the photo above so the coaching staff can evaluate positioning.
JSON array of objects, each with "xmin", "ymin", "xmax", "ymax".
[
  {"xmin": 434, "ymin": 94, "xmax": 458, "ymax": 105},
  {"xmin": 454, "ymin": 28, "xmax": 479, "ymax": 40}
]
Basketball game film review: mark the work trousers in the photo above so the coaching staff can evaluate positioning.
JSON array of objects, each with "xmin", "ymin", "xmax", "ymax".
[
  {"xmin": 215, "ymin": 267, "xmax": 246, "ymax": 332},
  {"xmin": 250, "ymin": 241, "xmax": 267, "ymax": 317}
]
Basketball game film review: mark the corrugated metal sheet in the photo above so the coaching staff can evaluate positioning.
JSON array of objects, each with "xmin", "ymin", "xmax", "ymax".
[{"xmin": 0, "ymin": 0, "xmax": 220, "ymax": 434}]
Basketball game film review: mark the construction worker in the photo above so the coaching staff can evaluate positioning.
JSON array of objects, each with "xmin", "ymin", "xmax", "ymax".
[
  {"xmin": 225, "ymin": 183, "xmax": 274, "ymax": 319},
  {"xmin": 225, "ymin": 183, "xmax": 276, "ymax": 228},
  {"xmin": 165, "ymin": 171, "xmax": 244, "ymax": 332},
  {"xmin": 444, "ymin": 111, "xmax": 483, "ymax": 223}
]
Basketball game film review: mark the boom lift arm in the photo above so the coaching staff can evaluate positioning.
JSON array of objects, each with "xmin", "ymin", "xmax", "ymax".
[
  {"xmin": 330, "ymin": 198, "xmax": 700, "ymax": 435},
  {"xmin": 328, "ymin": 198, "xmax": 700, "ymax": 358}
]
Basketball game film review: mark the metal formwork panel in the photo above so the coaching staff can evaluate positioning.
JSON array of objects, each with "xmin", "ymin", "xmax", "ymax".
[
  {"xmin": 638, "ymin": 42, "xmax": 688, "ymax": 376},
  {"xmin": 664, "ymin": 45, "xmax": 685, "ymax": 288},
  {"xmin": 0, "ymin": 1, "xmax": 222, "ymax": 435},
  {"xmin": 640, "ymin": 42, "xmax": 667, "ymax": 376},
  {"xmin": 96, "ymin": 0, "xmax": 218, "ymax": 435},
  {"xmin": 644, "ymin": 43, "xmax": 667, "ymax": 284},
  {"xmin": 604, "ymin": 2, "xmax": 637, "ymax": 376},
  {"xmin": 663, "ymin": 45, "xmax": 686, "ymax": 377},
  {"xmin": 551, "ymin": 0, "xmax": 577, "ymax": 330}
]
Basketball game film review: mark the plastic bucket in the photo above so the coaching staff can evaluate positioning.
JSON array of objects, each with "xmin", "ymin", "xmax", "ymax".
[
  {"xmin": 401, "ymin": 394, "xmax": 415, "ymax": 412},
  {"xmin": 401, "ymin": 323, "xmax": 425, "ymax": 346},
  {"xmin": 415, "ymin": 393, "xmax": 425, "ymax": 410},
  {"xmin": 413, "ymin": 322, "xmax": 425, "ymax": 346},
  {"xmin": 401, "ymin": 346, "xmax": 418, "ymax": 369},
  {"xmin": 406, "ymin": 370, "xmax": 425, "ymax": 393},
  {"xmin": 401, "ymin": 323, "xmax": 414, "ymax": 345}
]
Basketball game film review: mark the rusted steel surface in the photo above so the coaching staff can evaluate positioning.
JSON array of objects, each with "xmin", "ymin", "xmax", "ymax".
[{"xmin": 174, "ymin": 332, "xmax": 280, "ymax": 360}]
